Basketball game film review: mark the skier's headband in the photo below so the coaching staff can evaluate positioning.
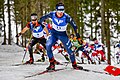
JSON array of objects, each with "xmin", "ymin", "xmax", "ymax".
[
  {"xmin": 31, "ymin": 15, "xmax": 37, "ymax": 21},
  {"xmin": 30, "ymin": 13, "xmax": 37, "ymax": 21},
  {"xmin": 56, "ymin": 5, "xmax": 64, "ymax": 13}
]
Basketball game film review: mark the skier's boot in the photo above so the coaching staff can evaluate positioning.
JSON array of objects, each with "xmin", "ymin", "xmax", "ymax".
[
  {"xmin": 72, "ymin": 61, "xmax": 83, "ymax": 70},
  {"xmin": 54, "ymin": 60, "xmax": 61, "ymax": 65},
  {"xmin": 46, "ymin": 58, "xmax": 55, "ymax": 71},
  {"xmin": 25, "ymin": 57, "xmax": 34, "ymax": 64}
]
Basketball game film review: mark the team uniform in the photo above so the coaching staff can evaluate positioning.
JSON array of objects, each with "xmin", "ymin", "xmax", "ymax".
[
  {"xmin": 39, "ymin": 8, "xmax": 83, "ymax": 70},
  {"xmin": 16, "ymin": 13, "xmax": 49, "ymax": 64},
  {"xmin": 39, "ymin": 11, "xmax": 77, "ymax": 62},
  {"xmin": 25, "ymin": 21, "xmax": 46, "ymax": 63}
]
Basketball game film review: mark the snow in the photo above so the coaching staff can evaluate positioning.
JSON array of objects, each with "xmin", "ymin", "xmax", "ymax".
[{"xmin": 0, "ymin": 37, "xmax": 120, "ymax": 80}]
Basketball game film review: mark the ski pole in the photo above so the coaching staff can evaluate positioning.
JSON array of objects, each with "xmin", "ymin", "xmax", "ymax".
[
  {"xmin": 17, "ymin": 37, "xmax": 23, "ymax": 47},
  {"xmin": 17, "ymin": 37, "xmax": 26, "ymax": 63},
  {"xmin": 21, "ymin": 35, "xmax": 33, "ymax": 63},
  {"xmin": 22, "ymin": 47, "xmax": 28, "ymax": 63}
]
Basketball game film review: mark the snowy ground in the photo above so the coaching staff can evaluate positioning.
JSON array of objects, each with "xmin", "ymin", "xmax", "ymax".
[{"xmin": 0, "ymin": 38, "xmax": 120, "ymax": 80}]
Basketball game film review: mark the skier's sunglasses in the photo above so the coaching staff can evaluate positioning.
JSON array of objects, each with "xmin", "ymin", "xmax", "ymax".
[
  {"xmin": 56, "ymin": 9, "xmax": 64, "ymax": 13},
  {"xmin": 31, "ymin": 15, "xmax": 37, "ymax": 21}
]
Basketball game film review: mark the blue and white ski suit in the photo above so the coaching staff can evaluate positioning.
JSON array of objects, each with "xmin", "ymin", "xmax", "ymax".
[
  {"xmin": 38, "ymin": 11, "xmax": 78, "ymax": 63},
  {"xmin": 27, "ymin": 22, "xmax": 46, "ymax": 59}
]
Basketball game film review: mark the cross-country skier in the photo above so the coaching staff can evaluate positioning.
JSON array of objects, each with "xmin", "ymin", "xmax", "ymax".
[
  {"xmin": 16, "ymin": 13, "xmax": 49, "ymax": 64},
  {"xmin": 38, "ymin": 2, "xmax": 83, "ymax": 70},
  {"xmin": 70, "ymin": 34, "xmax": 93, "ymax": 64},
  {"xmin": 92, "ymin": 38, "xmax": 106, "ymax": 61}
]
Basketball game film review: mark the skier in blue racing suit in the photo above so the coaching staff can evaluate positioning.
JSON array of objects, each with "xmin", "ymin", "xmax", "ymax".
[
  {"xmin": 38, "ymin": 2, "xmax": 83, "ymax": 70},
  {"xmin": 16, "ymin": 13, "xmax": 49, "ymax": 64}
]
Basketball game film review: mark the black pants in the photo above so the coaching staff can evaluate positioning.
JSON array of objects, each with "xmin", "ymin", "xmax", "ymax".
[{"xmin": 28, "ymin": 37, "xmax": 46, "ymax": 59}]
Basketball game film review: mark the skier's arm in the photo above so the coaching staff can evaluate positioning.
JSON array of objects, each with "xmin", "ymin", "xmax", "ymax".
[
  {"xmin": 43, "ymin": 26, "xmax": 49, "ymax": 36},
  {"xmin": 16, "ymin": 26, "xmax": 29, "ymax": 37},
  {"xmin": 66, "ymin": 15, "xmax": 80, "ymax": 39},
  {"xmin": 20, "ymin": 27, "xmax": 29, "ymax": 34},
  {"xmin": 38, "ymin": 12, "xmax": 52, "ymax": 24}
]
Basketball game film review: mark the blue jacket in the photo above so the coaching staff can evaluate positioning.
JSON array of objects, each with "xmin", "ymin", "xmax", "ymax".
[{"xmin": 38, "ymin": 11, "xmax": 78, "ymax": 35}]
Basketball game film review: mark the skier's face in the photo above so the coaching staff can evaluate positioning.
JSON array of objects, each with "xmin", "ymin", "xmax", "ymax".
[
  {"xmin": 94, "ymin": 40, "xmax": 98, "ymax": 44},
  {"xmin": 70, "ymin": 35, "xmax": 74, "ymax": 39},
  {"xmin": 32, "ymin": 20, "xmax": 37, "ymax": 25},
  {"xmin": 56, "ymin": 11, "xmax": 64, "ymax": 18},
  {"xmin": 31, "ymin": 15, "xmax": 37, "ymax": 25}
]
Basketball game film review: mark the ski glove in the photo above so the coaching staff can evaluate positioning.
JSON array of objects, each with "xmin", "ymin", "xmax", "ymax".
[{"xmin": 15, "ymin": 33, "xmax": 22, "ymax": 37}]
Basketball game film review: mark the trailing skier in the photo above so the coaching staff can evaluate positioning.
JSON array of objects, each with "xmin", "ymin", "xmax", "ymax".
[
  {"xmin": 70, "ymin": 34, "xmax": 94, "ymax": 64},
  {"xmin": 16, "ymin": 13, "xmax": 49, "ymax": 64}
]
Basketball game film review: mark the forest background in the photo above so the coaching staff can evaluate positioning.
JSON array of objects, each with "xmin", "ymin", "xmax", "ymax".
[{"xmin": 0, "ymin": 0, "xmax": 120, "ymax": 65}]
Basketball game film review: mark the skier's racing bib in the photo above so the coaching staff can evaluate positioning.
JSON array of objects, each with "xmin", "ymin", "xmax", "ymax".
[
  {"xmin": 30, "ymin": 22, "xmax": 44, "ymax": 38},
  {"xmin": 52, "ymin": 23, "xmax": 67, "ymax": 31},
  {"xmin": 52, "ymin": 12, "xmax": 68, "ymax": 32},
  {"xmin": 32, "ymin": 31, "xmax": 44, "ymax": 38}
]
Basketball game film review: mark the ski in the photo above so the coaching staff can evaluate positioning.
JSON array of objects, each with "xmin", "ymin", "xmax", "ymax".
[
  {"xmin": 12, "ymin": 61, "xmax": 69, "ymax": 66},
  {"xmin": 13, "ymin": 62, "xmax": 110, "ymax": 76},
  {"xmin": 12, "ymin": 63, "xmax": 37, "ymax": 66},
  {"xmin": 81, "ymin": 68, "xmax": 110, "ymax": 75},
  {"xmin": 25, "ymin": 68, "xmax": 65, "ymax": 78},
  {"xmin": 25, "ymin": 67, "xmax": 110, "ymax": 78}
]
